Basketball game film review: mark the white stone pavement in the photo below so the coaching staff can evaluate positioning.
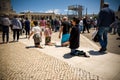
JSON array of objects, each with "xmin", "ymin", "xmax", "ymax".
[{"xmin": 19, "ymin": 32, "xmax": 120, "ymax": 80}]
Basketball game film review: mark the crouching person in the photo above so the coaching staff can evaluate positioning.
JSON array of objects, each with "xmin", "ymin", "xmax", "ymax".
[{"xmin": 28, "ymin": 21, "xmax": 43, "ymax": 48}]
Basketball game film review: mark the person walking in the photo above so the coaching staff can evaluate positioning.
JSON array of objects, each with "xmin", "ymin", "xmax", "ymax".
[
  {"xmin": 11, "ymin": 15, "xmax": 22, "ymax": 42},
  {"xmin": 39, "ymin": 17, "xmax": 46, "ymax": 31},
  {"xmin": 54, "ymin": 19, "xmax": 60, "ymax": 32},
  {"xmin": 24, "ymin": 17, "xmax": 30, "ymax": 38},
  {"xmin": 79, "ymin": 18, "xmax": 83, "ymax": 33},
  {"xmin": 97, "ymin": 2, "xmax": 115, "ymax": 52},
  {"xmin": 82, "ymin": 16, "xmax": 90, "ymax": 33},
  {"xmin": 1, "ymin": 14, "xmax": 11, "ymax": 43},
  {"xmin": 111, "ymin": 16, "xmax": 119, "ymax": 35}
]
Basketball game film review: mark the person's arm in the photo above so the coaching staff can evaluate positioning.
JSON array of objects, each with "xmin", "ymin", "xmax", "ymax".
[
  {"xmin": 28, "ymin": 31, "xmax": 34, "ymax": 39},
  {"xmin": 44, "ymin": 29, "xmax": 47, "ymax": 37},
  {"xmin": 8, "ymin": 18, "xmax": 11, "ymax": 26},
  {"xmin": 96, "ymin": 10, "xmax": 103, "ymax": 30},
  {"xmin": 69, "ymin": 28, "xmax": 74, "ymax": 42},
  {"xmin": 59, "ymin": 26, "xmax": 63, "ymax": 39},
  {"xmin": 40, "ymin": 31, "xmax": 42, "ymax": 37}
]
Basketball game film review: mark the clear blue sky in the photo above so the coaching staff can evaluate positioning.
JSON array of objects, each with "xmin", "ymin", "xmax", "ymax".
[{"xmin": 11, "ymin": 0, "xmax": 120, "ymax": 15}]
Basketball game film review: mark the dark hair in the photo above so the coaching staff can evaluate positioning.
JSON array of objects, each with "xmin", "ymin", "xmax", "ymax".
[
  {"xmin": 26, "ymin": 17, "xmax": 28, "ymax": 20},
  {"xmin": 116, "ymin": 16, "xmax": 118, "ymax": 19},
  {"xmin": 72, "ymin": 17, "xmax": 80, "ymax": 25},
  {"xmin": 41, "ymin": 17, "xmax": 44, "ymax": 20},
  {"xmin": 33, "ymin": 21, "xmax": 38, "ymax": 26},
  {"xmin": 14, "ymin": 15, "xmax": 18, "ymax": 18}
]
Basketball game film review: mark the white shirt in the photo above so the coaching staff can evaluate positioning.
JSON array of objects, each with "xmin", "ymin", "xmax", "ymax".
[
  {"xmin": 79, "ymin": 20, "xmax": 83, "ymax": 26},
  {"xmin": 32, "ymin": 26, "xmax": 42, "ymax": 35}
]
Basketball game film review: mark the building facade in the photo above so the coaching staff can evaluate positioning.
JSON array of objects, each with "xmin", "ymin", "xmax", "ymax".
[
  {"xmin": 18, "ymin": 12, "xmax": 62, "ymax": 21},
  {"xmin": 0, "ymin": 0, "xmax": 15, "ymax": 15}
]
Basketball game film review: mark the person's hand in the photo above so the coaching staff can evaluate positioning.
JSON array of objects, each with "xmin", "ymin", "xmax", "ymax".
[
  {"xmin": 28, "ymin": 36, "xmax": 30, "ymax": 40},
  {"xmin": 59, "ymin": 35, "xmax": 61, "ymax": 39},
  {"xmin": 96, "ymin": 27, "xmax": 98, "ymax": 30}
]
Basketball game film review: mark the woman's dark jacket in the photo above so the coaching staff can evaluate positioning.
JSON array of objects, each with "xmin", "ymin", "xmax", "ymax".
[{"xmin": 69, "ymin": 25, "xmax": 80, "ymax": 49}]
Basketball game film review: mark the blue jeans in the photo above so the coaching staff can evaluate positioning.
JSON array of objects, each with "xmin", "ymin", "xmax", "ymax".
[
  {"xmin": 98, "ymin": 27, "xmax": 109, "ymax": 49},
  {"xmin": 79, "ymin": 25, "xmax": 83, "ymax": 33}
]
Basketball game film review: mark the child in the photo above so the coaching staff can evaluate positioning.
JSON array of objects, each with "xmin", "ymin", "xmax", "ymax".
[
  {"xmin": 44, "ymin": 23, "xmax": 54, "ymax": 46},
  {"xmin": 28, "ymin": 21, "xmax": 43, "ymax": 48}
]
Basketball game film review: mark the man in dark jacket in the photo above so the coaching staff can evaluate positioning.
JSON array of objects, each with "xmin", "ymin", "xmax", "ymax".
[{"xmin": 97, "ymin": 2, "xmax": 115, "ymax": 52}]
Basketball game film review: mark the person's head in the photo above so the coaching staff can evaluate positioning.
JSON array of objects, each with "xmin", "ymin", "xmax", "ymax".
[
  {"xmin": 4, "ymin": 13, "xmax": 9, "ymax": 17},
  {"xmin": 71, "ymin": 17, "xmax": 80, "ymax": 26},
  {"xmin": 116, "ymin": 16, "xmax": 119, "ymax": 19},
  {"xmin": 26, "ymin": 17, "xmax": 28, "ymax": 20},
  {"xmin": 46, "ymin": 23, "xmax": 51, "ymax": 29},
  {"xmin": 41, "ymin": 17, "xmax": 44, "ymax": 20},
  {"xmin": 103, "ymin": 2, "xmax": 109, "ymax": 8},
  {"xmin": 14, "ymin": 15, "xmax": 18, "ymax": 18},
  {"xmin": 33, "ymin": 21, "xmax": 38, "ymax": 26},
  {"xmin": 63, "ymin": 16, "xmax": 68, "ymax": 21}
]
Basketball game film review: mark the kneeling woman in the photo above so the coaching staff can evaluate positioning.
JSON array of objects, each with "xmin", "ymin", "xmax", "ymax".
[
  {"xmin": 28, "ymin": 21, "xmax": 43, "ymax": 48},
  {"xmin": 69, "ymin": 17, "xmax": 80, "ymax": 55}
]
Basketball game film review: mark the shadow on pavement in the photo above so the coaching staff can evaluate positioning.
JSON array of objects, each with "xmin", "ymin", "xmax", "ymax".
[
  {"xmin": 88, "ymin": 50, "xmax": 107, "ymax": 56},
  {"xmin": 0, "ymin": 42, "xmax": 4, "ymax": 44},
  {"xmin": 63, "ymin": 53, "xmax": 74, "ymax": 59},
  {"xmin": 25, "ymin": 46, "xmax": 36, "ymax": 49},
  {"xmin": 9, "ymin": 41, "xmax": 18, "ymax": 43},
  {"xmin": 55, "ymin": 45, "xmax": 62, "ymax": 47}
]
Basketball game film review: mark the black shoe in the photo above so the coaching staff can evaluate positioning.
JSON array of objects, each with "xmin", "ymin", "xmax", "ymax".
[
  {"xmin": 119, "ymin": 45, "xmax": 120, "ymax": 47},
  {"xmin": 76, "ymin": 50, "xmax": 85, "ymax": 55},
  {"xmin": 103, "ymin": 48, "xmax": 107, "ymax": 51},
  {"xmin": 76, "ymin": 50, "xmax": 90, "ymax": 57},
  {"xmin": 116, "ymin": 38, "xmax": 120, "ymax": 40},
  {"xmin": 99, "ymin": 48, "xmax": 107, "ymax": 52},
  {"xmin": 70, "ymin": 50, "xmax": 80, "ymax": 56}
]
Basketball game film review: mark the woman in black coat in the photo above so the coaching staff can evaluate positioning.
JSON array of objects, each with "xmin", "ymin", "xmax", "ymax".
[{"xmin": 69, "ymin": 17, "xmax": 80, "ymax": 55}]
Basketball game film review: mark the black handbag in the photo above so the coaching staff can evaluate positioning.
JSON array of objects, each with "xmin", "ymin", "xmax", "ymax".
[{"xmin": 92, "ymin": 32, "xmax": 99, "ymax": 42}]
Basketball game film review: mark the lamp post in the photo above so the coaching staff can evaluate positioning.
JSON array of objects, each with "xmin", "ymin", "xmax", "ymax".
[{"xmin": 100, "ymin": 0, "xmax": 104, "ymax": 10}]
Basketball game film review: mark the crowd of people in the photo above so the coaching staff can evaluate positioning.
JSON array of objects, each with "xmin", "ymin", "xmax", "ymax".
[{"xmin": 0, "ymin": 2, "xmax": 120, "ymax": 56}]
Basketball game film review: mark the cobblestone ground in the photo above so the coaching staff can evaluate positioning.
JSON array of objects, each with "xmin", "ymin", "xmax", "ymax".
[
  {"xmin": 0, "ymin": 32, "xmax": 102, "ymax": 80},
  {"xmin": 0, "ymin": 42, "xmax": 101, "ymax": 80}
]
